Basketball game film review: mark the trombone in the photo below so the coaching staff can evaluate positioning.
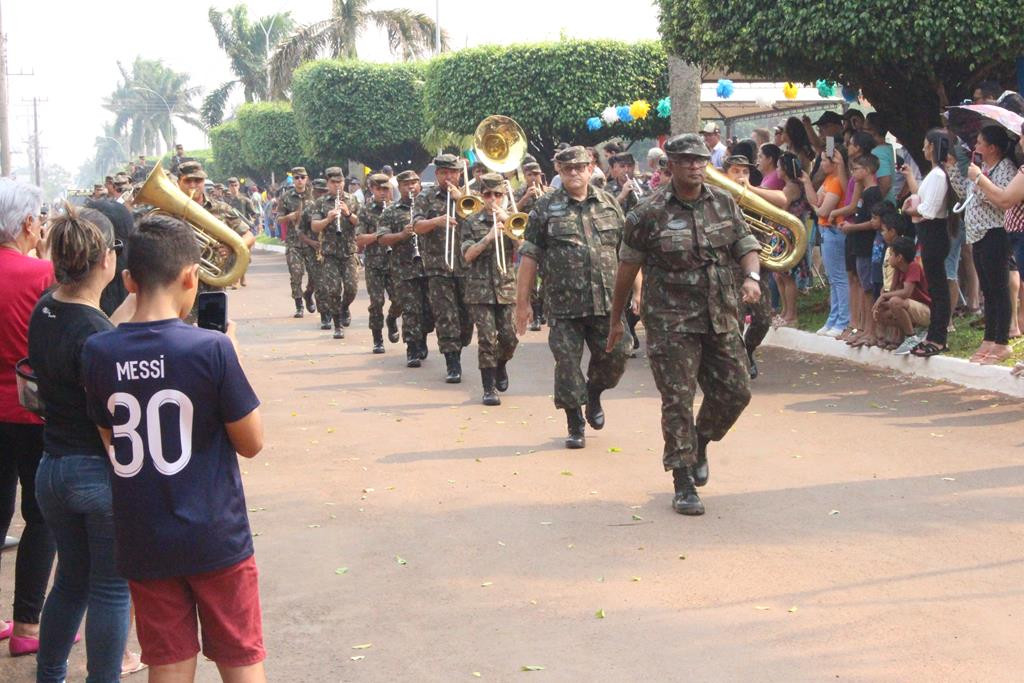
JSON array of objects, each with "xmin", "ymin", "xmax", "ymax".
[
  {"xmin": 456, "ymin": 162, "xmax": 484, "ymax": 219},
  {"xmin": 493, "ymin": 181, "xmax": 527, "ymax": 275},
  {"xmin": 443, "ymin": 188, "xmax": 458, "ymax": 271}
]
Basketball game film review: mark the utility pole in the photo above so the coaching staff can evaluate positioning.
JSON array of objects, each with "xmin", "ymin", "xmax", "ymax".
[
  {"xmin": 0, "ymin": 1, "xmax": 10, "ymax": 176},
  {"xmin": 31, "ymin": 96, "xmax": 39, "ymax": 185},
  {"xmin": 435, "ymin": 0, "xmax": 441, "ymax": 55}
]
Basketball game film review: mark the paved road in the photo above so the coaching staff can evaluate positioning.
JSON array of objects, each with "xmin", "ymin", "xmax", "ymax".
[{"xmin": 4, "ymin": 252, "xmax": 1023, "ymax": 682}]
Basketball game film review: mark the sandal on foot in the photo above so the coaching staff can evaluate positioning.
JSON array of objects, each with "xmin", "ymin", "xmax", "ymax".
[{"xmin": 910, "ymin": 341, "xmax": 946, "ymax": 358}]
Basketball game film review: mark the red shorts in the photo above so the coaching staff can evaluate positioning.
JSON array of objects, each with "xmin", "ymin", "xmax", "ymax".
[{"xmin": 129, "ymin": 555, "xmax": 265, "ymax": 668}]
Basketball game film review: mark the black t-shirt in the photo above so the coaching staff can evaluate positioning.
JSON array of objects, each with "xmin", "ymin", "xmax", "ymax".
[
  {"xmin": 28, "ymin": 291, "xmax": 114, "ymax": 457},
  {"xmin": 850, "ymin": 185, "xmax": 882, "ymax": 257}
]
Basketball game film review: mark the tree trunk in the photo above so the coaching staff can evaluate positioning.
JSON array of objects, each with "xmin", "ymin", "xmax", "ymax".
[{"xmin": 668, "ymin": 56, "xmax": 701, "ymax": 135}]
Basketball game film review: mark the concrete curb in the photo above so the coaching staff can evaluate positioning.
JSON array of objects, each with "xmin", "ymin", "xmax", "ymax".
[
  {"xmin": 253, "ymin": 243, "xmax": 286, "ymax": 254},
  {"xmin": 762, "ymin": 326, "xmax": 1024, "ymax": 398}
]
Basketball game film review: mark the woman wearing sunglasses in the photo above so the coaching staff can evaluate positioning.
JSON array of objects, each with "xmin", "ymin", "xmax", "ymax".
[{"xmin": 28, "ymin": 205, "xmax": 141, "ymax": 680}]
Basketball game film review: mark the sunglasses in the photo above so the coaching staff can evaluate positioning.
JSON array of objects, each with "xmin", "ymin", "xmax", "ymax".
[
  {"xmin": 482, "ymin": 191, "xmax": 505, "ymax": 198},
  {"xmin": 294, "ymin": 174, "xmax": 307, "ymax": 179}
]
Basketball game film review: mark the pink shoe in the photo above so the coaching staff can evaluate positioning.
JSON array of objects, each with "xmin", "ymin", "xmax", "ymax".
[
  {"xmin": 9, "ymin": 632, "xmax": 81, "ymax": 657},
  {"xmin": 0, "ymin": 620, "xmax": 12, "ymax": 640}
]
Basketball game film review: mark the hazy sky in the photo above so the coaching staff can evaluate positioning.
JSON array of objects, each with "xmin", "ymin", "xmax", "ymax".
[{"xmin": 5, "ymin": 0, "xmax": 661, "ymax": 180}]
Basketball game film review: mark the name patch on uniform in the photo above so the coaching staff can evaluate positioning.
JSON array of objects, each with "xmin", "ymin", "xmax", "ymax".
[{"xmin": 667, "ymin": 218, "xmax": 689, "ymax": 231}]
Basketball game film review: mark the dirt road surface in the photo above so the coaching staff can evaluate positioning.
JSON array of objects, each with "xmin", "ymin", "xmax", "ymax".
[{"xmin": 3, "ymin": 252, "xmax": 1023, "ymax": 682}]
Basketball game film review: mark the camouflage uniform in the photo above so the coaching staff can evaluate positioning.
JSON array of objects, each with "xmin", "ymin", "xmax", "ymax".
[
  {"xmin": 280, "ymin": 186, "xmax": 313, "ymax": 299},
  {"xmin": 187, "ymin": 195, "xmax": 252, "ymax": 322},
  {"xmin": 605, "ymin": 177, "xmax": 642, "ymax": 214},
  {"xmin": 378, "ymin": 196, "xmax": 433, "ymax": 343},
  {"xmin": 519, "ymin": 185, "xmax": 631, "ymax": 410},
  {"xmin": 413, "ymin": 185, "xmax": 474, "ymax": 353},
  {"xmin": 460, "ymin": 210, "xmax": 518, "ymax": 368},
  {"xmin": 358, "ymin": 199, "xmax": 401, "ymax": 332},
  {"xmin": 296, "ymin": 202, "xmax": 323, "ymax": 307},
  {"xmin": 310, "ymin": 191, "xmax": 361, "ymax": 320},
  {"xmin": 734, "ymin": 265, "xmax": 773, "ymax": 356},
  {"xmin": 619, "ymin": 182, "xmax": 760, "ymax": 471},
  {"xmin": 516, "ymin": 184, "xmax": 549, "ymax": 323}
]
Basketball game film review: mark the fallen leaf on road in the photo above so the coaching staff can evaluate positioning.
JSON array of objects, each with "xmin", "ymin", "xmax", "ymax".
[
  {"xmin": 788, "ymin": 606, "xmax": 798, "ymax": 613},
  {"xmin": 335, "ymin": 567, "xmax": 348, "ymax": 575},
  {"xmin": 632, "ymin": 577, "xmax": 641, "ymax": 582},
  {"xmin": 595, "ymin": 609, "xmax": 606, "ymax": 619},
  {"xmin": 350, "ymin": 655, "xmax": 365, "ymax": 661},
  {"xmin": 678, "ymin": 554, "xmax": 686, "ymax": 560},
  {"xmin": 307, "ymin": 524, "xmax": 320, "ymax": 529},
  {"xmin": 608, "ymin": 447, "xmax": 622, "ymax": 453},
  {"xmin": 941, "ymin": 477, "xmax": 956, "ymax": 481},
  {"xmin": 521, "ymin": 666, "xmax": 545, "ymax": 672},
  {"xmin": 631, "ymin": 514, "xmax": 644, "ymax": 521},
  {"xmin": 560, "ymin": 470, "xmax": 573, "ymax": 476},
  {"xmin": 352, "ymin": 643, "xmax": 372, "ymax": 649},
  {"xmin": 930, "ymin": 433, "xmax": 944, "ymax": 438},
  {"xmin": 473, "ymin": 673, "xmax": 482, "ymax": 678},
  {"xmin": 396, "ymin": 556, "xmax": 407, "ymax": 565},
  {"xmin": 539, "ymin": 522, "xmax": 552, "ymax": 526},
  {"xmin": 828, "ymin": 510, "xmax": 840, "ymax": 516},
  {"xmin": 754, "ymin": 606, "xmax": 771, "ymax": 611}
]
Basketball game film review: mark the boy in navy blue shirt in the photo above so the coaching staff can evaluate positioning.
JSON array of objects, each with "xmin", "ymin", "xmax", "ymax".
[{"xmin": 82, "ymin": 215, "xmax": 265, "ymax": 682}]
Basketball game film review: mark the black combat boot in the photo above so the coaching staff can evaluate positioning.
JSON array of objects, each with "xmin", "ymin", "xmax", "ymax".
[
  {"xmin": 419, "ymin": 336, "xmax": 429, "ymax": 360},
  {"xmin": 565, "ymin": 408, "xmax": 586, "ymax": 449},
  {"xmin": 293, "ymin": 298, "xmax": 304, "ymax": 318},
  {"xmin": 406, "ymin": 342, "xmax": 421, "ymax": 368},
  {"xmin": 303, "ymin": 290, "xmax": 316, "ymax": 313},
  {"xmin": 672, "ymin": 467, "xmax": 705, "ymax": 515},
  {"xmin": 332, "ymin": 315, "xmax": 345, "ymax": 339},
  {"xmin": 320, "ymin": 312, "xmax": 331, "ymax": 330},
  {"xmin": 341, "ymin": 305, "xmax": 352, "ymax": 327},
  {"xmin": 495, "ymin": 361, "xmax": 509, "ymax": 392},
  {"xmin": 386, "ymin": 316, "xmax": 400, "ymax": 343},
  {"xmin": 372, "ymin": 329, "xmax": 385, "ymax": 354},
  {"xmin": 481, "ymin": 368, "xmax": 501, "ymax": 406},
  {"xmin": 694, "ymin": 434, "xmax": 710, "ymax": 487},
  {"xmin": 747, "ymin": 348, "xmax": 759, "ymax": 380},
  {"xmin": 584, "ymin": 384, "xmax": 605, "ymax": 430},
  {"xmin": 444, "ymin": 351, "xmax": 462, "ymax": 384}
]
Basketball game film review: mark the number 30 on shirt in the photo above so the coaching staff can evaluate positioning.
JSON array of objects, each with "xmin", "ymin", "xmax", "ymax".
[{"xmin": 106, "ymin": 390, "xmax": 194, "ymax": 478}]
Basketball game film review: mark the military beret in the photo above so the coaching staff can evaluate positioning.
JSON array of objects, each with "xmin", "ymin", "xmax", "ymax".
[
  {"xmin": 226, "ymin": 177, "xmax": 239, "ymax": 184},
  {"xmin": 290, "ymin": 166, "xmax": 308, "ymax": 177},
  {"xmin": 723, "ymin": 155, "xmax": 754, "ymax": 169},
  {"xmin": 478, "ymin": 173, "xmax": 506, "ymax": 192},
  {"xmin": 522, "ymin": 162, "xmax": 542, "ymax": 173},
  {"xmin": 608, "ymin": 152, "xmax": 637, "ymax": 166},
  {"xmin": 324, "ymin": 166, "xmax": 344, "ymax": 179},
  {"xmin": 177, "ymin": 161, "xmax": 207, "ymax": 180},
  {"xmin": 554, "ymin": 146, "xmax": 590, "ymax": 165},
  {"xmin": 434, "ymin": 154, "xmax": 462, "ymax": 170},
  {"xmin": 312, "ymin": 178, "xmax": 328, "ymax": 190},
  {"xmin": 396, "ymin": 170, "xmax": 420, "ymax": 184},
  {"xmin": 664, "ymin": 133, "xmax": 711, "ymax": 158},
  {"xmin": 367, "ymin": 173, "xmax": 390, "ymax": 187}
]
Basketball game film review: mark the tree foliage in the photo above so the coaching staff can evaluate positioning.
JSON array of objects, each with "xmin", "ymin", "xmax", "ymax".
[
  {"xmin": 209, "ymin": 120, "xmax": 250, "ymax": 179},
  {"xmin": 291, "ymin": 60, "xmax": 430, "ymax": 170},
  {"xmin": 202, "ymin": 5, "xmax": 295, "ymax": 127},
  {"xmin": 423, "ymin": 41, "xmax": 670, "ymax": 172},
  {"xmin": 656, "ymin": 0, "xmax": 1024, "ymax": 156},
  {"xmin": 236, "ymin": 102, "xmax": 312, "ymax": 181},
  {"xmin": 269, "ymin": 0, "xmax": 448, "ymax": 97}
]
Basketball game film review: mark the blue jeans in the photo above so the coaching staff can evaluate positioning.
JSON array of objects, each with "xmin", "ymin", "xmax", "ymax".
[
  {"xmin": 821, "ymin": 225, "xmax": 850, "ymax": 330},
  {"xmin": 35, "ymin": 454, "xmax": 130, "ymax": 683}
]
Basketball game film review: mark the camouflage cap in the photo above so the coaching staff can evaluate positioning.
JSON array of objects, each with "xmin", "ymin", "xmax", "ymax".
[
  {"xmin": 723, "ymin": 154, "xmax": 754, "ymax": 169},
  {"xmin": 523, "ymin": 153, "xmax": 538, "ymax": 165},
  {"xmin": 522, "ymin": 162, "xmax": 542, "ymax": 173},
  {"xmin": 367, "ymin": 173, "xmax": 390, "ymax": 187},
  {"xmin": 226, "ymin": 176, "xmax": 239, "ymax": 184},
  {"xmin": 664, "ymin": 133, "xmax": 711, "ymax": 158},
  {"xmin": 290, "ymin": 166, "xmax": 308, "ymax": 177},
  {"xmin": 553, "ymin": 145, "xmax": 590, "ymax": 165},
  {"xmin": 434, "ymin": 153, "xmax": 462, "ymax": 170},
  {"xmin": 177, "ymin": 161, "xmax": 207, "ymax": 180},
  {"xmin": 395, "ymin": 170, "xmax": 420, "ymax": 184},
  {"xmin": 478, "ymin": 172, "xmax": 506, "ymax": 192},
  {"xmin": 112, "ymin": 173, "xmax": 132, "ymax": 188},
  {"xmin": 312, "ymin": 178, "xmax": 328, "ymax": 191},
  {"xmin": 214, "ymin": 183, "xmax": 225, "ymax": 191},
  {"xmin": 608, "ymin": 152, "xmax": 637, "ymax": 166},
  {"xmin": 324, "ymin": 166, "xmax": 344, "ymax": 179}
]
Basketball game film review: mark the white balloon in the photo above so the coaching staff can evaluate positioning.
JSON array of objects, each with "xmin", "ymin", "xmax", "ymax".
[
  {"xmin": 755, "ymin": 94, "xmax": 775, "ymax": 109},
  {"xmin": 601, "ymin": 106, "xmax": 620, "ymax": 125}
]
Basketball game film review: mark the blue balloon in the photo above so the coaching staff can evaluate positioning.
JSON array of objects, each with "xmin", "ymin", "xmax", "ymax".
[
  {"xmin": 616, "ymin": 105, "xmax": 634, "ymax": 123},
  {"xmin": 716, "ymin": 79, "xmax": 735, "ymax": 99},
  {"xmin": 466, "ymin": 149, "xmax": 477, "ymax": 164},
  {"xmin": 586, "ymin": 116, "xmax": 603, "ymax": 132}
]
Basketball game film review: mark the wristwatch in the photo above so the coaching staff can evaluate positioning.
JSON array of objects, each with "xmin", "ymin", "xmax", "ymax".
[{"xmin": 745, "ymin": 272, "xmax": 761, "ymax": 282}]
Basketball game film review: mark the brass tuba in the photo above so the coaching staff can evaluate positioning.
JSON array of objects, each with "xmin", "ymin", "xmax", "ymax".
[
  {"xmin": 134, "ymin": 164, "xmax": 251, "ymax": 288},
  {"xmin": 704, "ymin": 165, "xmax": 808, "ymax": 272},
  {"xmin": 466, "ymin": 115, "xmax": 531, "ymax": 229}
]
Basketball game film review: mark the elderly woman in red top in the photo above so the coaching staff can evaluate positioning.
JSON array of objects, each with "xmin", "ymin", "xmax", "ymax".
[{"xmin": 0, "ymin": 178, "xmax": 56, "ymax": 653}]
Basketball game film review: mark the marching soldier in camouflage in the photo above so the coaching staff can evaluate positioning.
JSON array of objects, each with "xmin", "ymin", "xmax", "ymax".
[
  {"xmin": 279, "ymin": 167, "xmax": 316, "ymax": 318},
  {"xmin": 356, "ymin": 173, "xmax": 402, "ymax": 353},
  {"xmin": 310, "ymin": 167, "xmax": 361, "ymax": 339},
  {"xmin": 379, "ymin": 171, "xmax": 434, "ymax": 367},
  {"xmin": 517, "ymin": 161, "xmax": 551, "ymax": 331},
  {"xmin": 515, "ymin": 145, "xmax": 632, "ymax": 449},
  {"xmin": 723, "ymin": 154, "xmax": 773, "ymax": 379},
  {"xmin": 412, "ymin": 153, "xmax": 475, "ymax": 383},
  {"xmin": 225, "ymin": 177, "xmax": 256, "ymax": 224},
  {"xmin": 461, "ymin": 173, "xmax": 520, "ymax": 406},
  {"xmin": 175, "ymin": 161, "xmax": 256, "ymax": 321},
  {"xmin": 296, "ymin": 178, "xmax": 329, "ymax": 329},
  {"xmin": 607, "ymin": 133, "xmax": 762, "ymax": 517}
]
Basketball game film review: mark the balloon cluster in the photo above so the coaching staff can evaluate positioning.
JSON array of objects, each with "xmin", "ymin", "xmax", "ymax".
[
  {"xmin": 715, "ymin": 79, "xmax": 735, "ymax": 99},
  {"xmin": 586, "ymin": 99, "xmax": 654, "ymax": 131}
]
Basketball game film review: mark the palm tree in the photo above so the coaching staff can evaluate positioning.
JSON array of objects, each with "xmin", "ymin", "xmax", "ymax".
[
  {"xmin": 104, "ymin": 58, "xmax": 204, "ymax": 156},
  {"xmin": 92, "ymin": 124, "xmax": 130, "ymax": 178},
  {"xmin": 202, "ymin": 5, "xmax": 295, "ymax": 127},
  {"xmin": 269, "ymin": 0, "xmax": 449, "ymax": 96}
]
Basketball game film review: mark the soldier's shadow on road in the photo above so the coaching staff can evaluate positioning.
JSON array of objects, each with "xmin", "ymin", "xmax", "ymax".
[{"xmin": 379, "ymin": 442, "xmax": 559, "ymax": 464}]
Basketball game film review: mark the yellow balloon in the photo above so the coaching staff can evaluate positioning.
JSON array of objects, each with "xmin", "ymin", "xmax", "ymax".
[
  {"xmin": 629, "ymin": 99, "xmax": 651, "ymax": 120},
  {"xmin": 783, "ymin": 82, "xmax": 799, "ymax": 99}
]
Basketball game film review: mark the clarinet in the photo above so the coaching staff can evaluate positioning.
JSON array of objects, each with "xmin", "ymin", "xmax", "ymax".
[
  {"xmin": 334, "ymin": 188, "xmax": 343, "ymax": 234},
  {"xmin": 408, "ymin": 191, "xmax": 421, "ymax": 261}
]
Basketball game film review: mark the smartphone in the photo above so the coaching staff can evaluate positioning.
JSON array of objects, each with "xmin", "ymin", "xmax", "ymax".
[
  {"xmin": 785, "ymin": 156, "xmax": 801, "ymax": 180},
  {"xmin": 197, "ymin": 291, "xmax": 228, "ymax": 333},
  {"xmin": 825, "ymin": 136, "xmax": 835, "ymax": 159},
  {"xmin": 972, "ymin": 152, "xmax": 983, "ymax": 166},
  {"xmin": 895, "ymin": 154, "xmax": 905, "ymax": 171}
]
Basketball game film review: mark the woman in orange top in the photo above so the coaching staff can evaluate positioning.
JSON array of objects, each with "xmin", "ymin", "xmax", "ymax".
[{"xmin": 802, "ymin": 148, "xmax": 849, "ymax": 336}]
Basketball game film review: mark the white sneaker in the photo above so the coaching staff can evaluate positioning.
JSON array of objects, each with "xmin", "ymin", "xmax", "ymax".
[
  {"xmin": 824, "ymin": 327, "xmax": 844, "ymax": 338},
  {"xmin": 893, "ymin": 334, "xmax": 923, "ymax": 355},
  {"xmin": 816, "ymin": 325, "xmax": 831, "ymax": 336}
]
